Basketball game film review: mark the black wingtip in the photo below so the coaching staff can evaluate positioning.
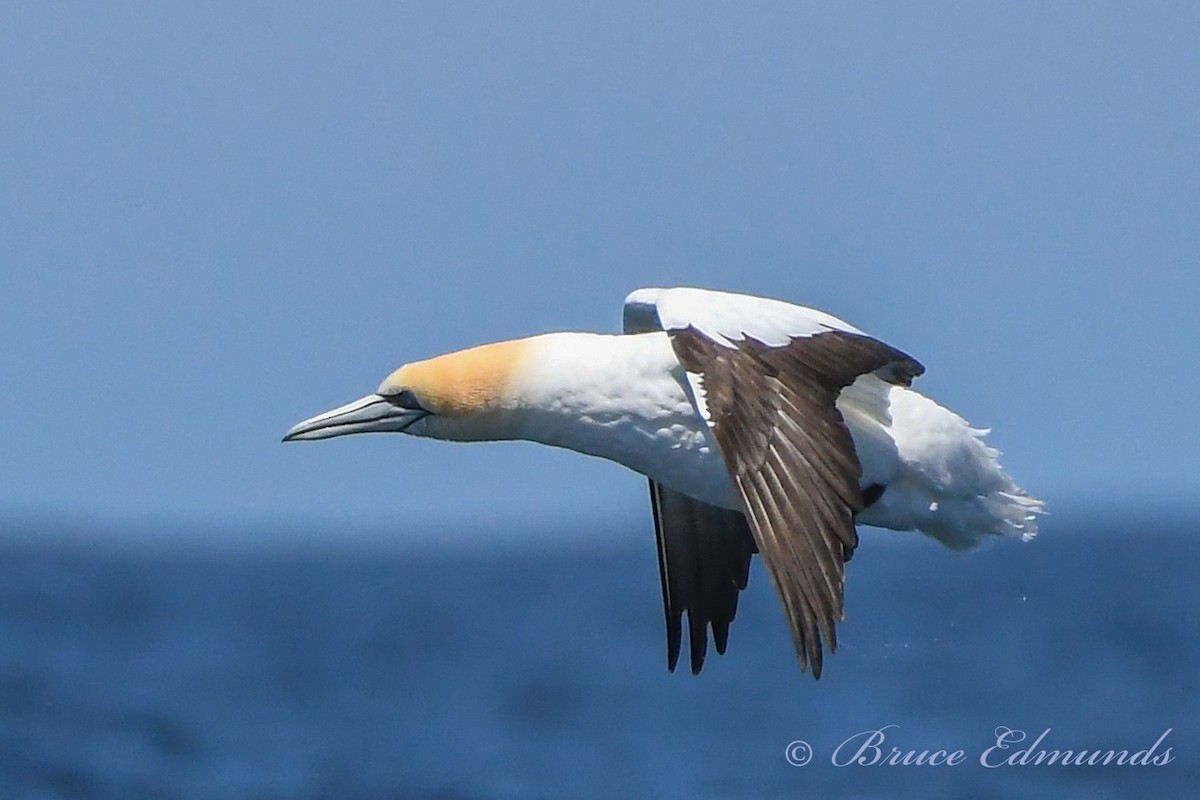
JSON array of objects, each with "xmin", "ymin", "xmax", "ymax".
[
  {"xmin": 649, "ymin": 479, "xmax": 756, "ymax": 679},
  {"xmin": 712, "ymin": 619, "xmax": 731, "ymax": 655},
  {"xmin": 810, "ymin": 640, "xmax": 825, "ymax": 680},
  {"xmin": 688, "ymin": 611, "xmax": 708, "ymax": 675},
  {"xmin": 666, "ymin": 617, "xmax": 682, "ymax": 672}
]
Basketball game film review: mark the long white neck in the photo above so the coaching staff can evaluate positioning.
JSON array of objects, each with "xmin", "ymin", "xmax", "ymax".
[
  {"xmin": 413, "ymin": 331, "xmax": 735, "ymax": 507},
  {"xmin": 510, "ymin": 332, "xmax": 690, "ymax": 457}
]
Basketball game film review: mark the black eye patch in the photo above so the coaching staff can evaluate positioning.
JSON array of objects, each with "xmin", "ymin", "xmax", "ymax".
[{"xmin": 387, "ymin": 389, "xmax": 427, "ymax": 411}]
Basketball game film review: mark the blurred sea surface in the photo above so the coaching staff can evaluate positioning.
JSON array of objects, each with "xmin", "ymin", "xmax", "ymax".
[{"xmin": 0, "ymin": 510, "xmax": 1196, "ymax": 799}]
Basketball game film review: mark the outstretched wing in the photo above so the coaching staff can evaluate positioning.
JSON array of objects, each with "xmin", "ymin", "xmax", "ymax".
[{"xmin": 625, "ymin": 287, "xmax": 923, "ymax": 678}]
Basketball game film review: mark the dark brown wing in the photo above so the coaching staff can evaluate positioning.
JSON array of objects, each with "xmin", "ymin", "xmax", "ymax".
[
  {"xmin": 669, "ymin": 326, "xmax": 923, "ymax": 678},
  {"xmin": 649, "ymin": 480, "xmax": 757, "ymax": 674}
]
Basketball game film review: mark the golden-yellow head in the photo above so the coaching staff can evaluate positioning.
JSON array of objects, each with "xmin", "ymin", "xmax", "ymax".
[{"xmin": 283, "ymin": 338, "xmax": 533, "ymax": 443}]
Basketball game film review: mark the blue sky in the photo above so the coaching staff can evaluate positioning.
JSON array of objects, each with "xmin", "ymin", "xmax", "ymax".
[{"xmin": 1, "ymin": 3, "xmax": 1196, "ymax": 539}]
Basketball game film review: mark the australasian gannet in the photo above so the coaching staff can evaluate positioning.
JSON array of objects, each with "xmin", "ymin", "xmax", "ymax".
[{"xmin": 284, "ymin": 287, "xmax": 1043, "ymax": 678}]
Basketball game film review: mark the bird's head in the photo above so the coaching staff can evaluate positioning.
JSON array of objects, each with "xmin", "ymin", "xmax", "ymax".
[{"xmin": 282, "ymin": 339, "xmax": 531, "ymax": 444}]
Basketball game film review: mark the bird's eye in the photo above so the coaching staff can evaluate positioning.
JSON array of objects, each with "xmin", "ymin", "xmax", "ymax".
[{"xmin": 388, "ymin": 389, "xmax": 427, "ymax": 411}]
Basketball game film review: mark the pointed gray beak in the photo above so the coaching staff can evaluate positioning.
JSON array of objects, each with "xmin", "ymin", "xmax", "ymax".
[{"xmin": 282, "ymin": 394, "xmax": 427, "ymax": 442}]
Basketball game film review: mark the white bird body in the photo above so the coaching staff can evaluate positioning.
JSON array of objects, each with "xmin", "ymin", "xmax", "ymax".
[
  {"xmin": 285, "ymin": 287, "xmax": 1043, "ymax": 677},
  {"xmin": 502, "ymin": 331, "xmax": 738, "ymax": 512},
  {"xmin": 455, "ymin": 329, "xmax": 1038, "ymax": 550}
]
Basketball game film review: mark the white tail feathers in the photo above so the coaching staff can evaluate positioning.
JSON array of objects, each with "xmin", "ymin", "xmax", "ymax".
[
  {"xmin": 858, "ymin": 386, "xmax": 1046, "ymax": 550},
  {"xmin": 920, "ymin": 486, "xmax": 1045, "ymax": 551}
]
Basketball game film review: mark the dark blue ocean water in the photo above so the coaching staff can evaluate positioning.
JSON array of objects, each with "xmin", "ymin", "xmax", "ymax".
[{"xmin": 0, "ymin": 511, "xmax": 1196, "ymax": 799}]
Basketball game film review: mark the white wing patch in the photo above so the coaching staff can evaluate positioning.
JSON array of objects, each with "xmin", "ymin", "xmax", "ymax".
[{"xmin": 624, "ymin": 287, "xmax": 865, "ymax": 347}]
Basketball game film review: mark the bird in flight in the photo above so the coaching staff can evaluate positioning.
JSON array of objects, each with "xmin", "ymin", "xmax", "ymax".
[{"xmin": 284, "ymin": 287, "xmax": 1042, "ymax": 678}]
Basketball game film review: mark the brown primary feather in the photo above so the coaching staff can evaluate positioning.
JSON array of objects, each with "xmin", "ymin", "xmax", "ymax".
[{"xmin": 667, "ymin": 326, "xmax": 923, "ymax": 678}]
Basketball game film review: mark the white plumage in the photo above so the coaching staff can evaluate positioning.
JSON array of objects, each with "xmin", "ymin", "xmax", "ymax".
[
  {"xmin": 623, "ymin": 287, "xmax": 1041, "ymax": 547},
  {"xmin": 284, "ymin": 287, "xmax": 1044, "ymax": 677},
  {"xmin": 624, "ymin": 286, "xmax": 868, "ymax": 346},
  {"xmin": 845, "ymin": 376, "xmax": 1042, "ymax": 547}
]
